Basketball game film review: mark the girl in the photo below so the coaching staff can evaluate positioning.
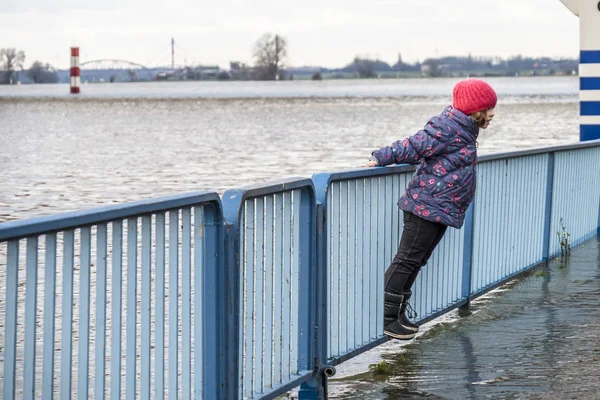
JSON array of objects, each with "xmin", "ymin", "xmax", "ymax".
[{"xmin": 366, "ymin": 79, "xmax": 497, "ymax": 340}]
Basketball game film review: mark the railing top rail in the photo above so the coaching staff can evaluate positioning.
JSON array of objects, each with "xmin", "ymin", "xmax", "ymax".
[
  {"xmin": 312, "ymin": 139, "xmax": 600, "ymax": 204},
  {"xmin": 477, "ymin": 138, "xmax": 600, "ymax": 163},
  {"xmin": 0, "ymin": 191, "xmax": 221, "ymax": 242},
  {"xmin": 222, "ymin": 177, "xmax": 315, "ymax": 224}
]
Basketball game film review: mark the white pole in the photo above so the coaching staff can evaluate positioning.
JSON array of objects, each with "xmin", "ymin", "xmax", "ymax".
[{"xmin": 578, "ymin": 0, "xmax": 600, "ymax": 140}]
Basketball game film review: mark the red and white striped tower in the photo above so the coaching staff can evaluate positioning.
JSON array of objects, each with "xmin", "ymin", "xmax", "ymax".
[{"xmin": 70, "ymin": 47, "xmax": 80, "ymax": 94}]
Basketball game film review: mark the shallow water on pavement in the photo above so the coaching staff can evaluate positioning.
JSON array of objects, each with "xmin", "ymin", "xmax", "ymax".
[{"xmin": 326, "ymin": 236, "xmax": 600, "ymax": 400}]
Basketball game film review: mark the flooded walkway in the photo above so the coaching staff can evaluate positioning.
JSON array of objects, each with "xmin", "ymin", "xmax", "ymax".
[{"xmin": 328, "ymin": 235, "xmax": 600, "ymax": 400}]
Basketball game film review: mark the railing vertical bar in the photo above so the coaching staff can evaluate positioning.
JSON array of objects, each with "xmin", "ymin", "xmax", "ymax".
[
  {"xmin": 523, "ymin": 158, "xmax": 530, "ymax": 266},
  {"xmin": 24, "ymin": 237, "xmax": 39, "ymax": 400},
  {"xmin": 339, "ymin": 182, "xmax": 348, "ymax": 354},
  {"xmin": 155, "ymin": 214, "xmax": 166, "ymax": 400},
  {"xmin": 376, "ymin": 177, "xmax": 385, "ymax": 334},
  {"xmin": 521, "ymin": 158, "xmax": 530, "ymax": 271},
  {"xmin": 476, "ymin": 165, "xmax": 487, "ymax": 291},
  {"xmin": 254, "ymin": 197, "xmax": 265, "ymax": 394},
  {"xmin": 490, "ymin": 162, "xmax": 499, "ymax": 279},
  {"xmin": 243, "ymin": 201, "xmax": 254, "ymax": 398},
  {"xmin": 141, "ymin": 216, "xmax": 152, "ymax": 400},
  {"xmin": 181, "ymin": 208, "xmax": 192, "ymax": 400},
  {"xmin": 461, "ymin": 199, "xmax": 475, "ymax": 307},
  {"xmin": 326, "ymin": 188, "xmax": 332, "ymax": 358},
  {"xmin": 330, "ymin": 182, "xmax": 340, "ymax": 357},
  {"xmin": 526, "ymin": 158, "xmax": 535, "ymax": 265},
  {"xmin": 449, "ymin": 231, "xmax": 456, "ymax": 303},
  {"xmin": 4, "ymin": 240, "xmax": 19, "ymax": 400},
  {"xmin": 273, "ymin": 194, "xmax": 283, "ymax": 385},
  {"xmin": 95, "ymin": 225, "xmax": 108, "ymax": 400},
  {"xmin": 536, "ymin": 155, "xmax": 544, "ymax": 259},
  {"xmin": 42, "ymin": 233, "xmax": 57, "ymax": 400},
  {"xmin": 193, "ymin": 207, "xmax": 205, "ymax": 399},
  {"xmin": 282, "ymin": 193, "xmax": 292, "ymax": 380},
  {"xmin": 264, "ymin": 195, "xmax": 274, "ymax": 388},
  {"xmin": 489, "ymin": 163, "xmax": 498, "ymax": 281},
  {"xmin": 501, "ymin": 161, "xmax": 510, "ymax": 277},
  {"xmin": 384, "ymin": 175, "xmax": 393, "ymax": 282},
  {"xmin": 448, "ymin": 233, "xmax": 455, "ymax": 306},
  {"xmin": 169, "ymin": 211, "xmax": 179, "ymax": 399},
  {"xmin": 291, "ymin": 190, "xmax": 302, "ymax": 375},
  {"xmin": 61, "ymin": 230, "xmax": 75, "ymax": 399},
  {"xmin": 514, "ymin": 160, "xmax": 524, "ymax": 275},
  {"xmin": 356, "ymin": 179, "xmax": 365, "ymax": 346},
  {"xmin": 493, "ymin": 164, "xmax": 502, "ymax": 280},
  {"xmin": 79, "ymin": 228, "xmax": 92, "ymax": 398},
  {"xmin": 369, "ymin": 179, "xmax": 378, "ymax": 340},
  {"xmin": 481, "ymin": 164, "xmax": 490, "ymax": 289},
  {"xmin": 126, "ymin": 218, "xmax": 138, "ymax": 400},
  {"xmin": 474, "ymin": 165, "xmax": 484, "ymax": 292},
  {"xmin": 531, "ymin": 157, "xmax": 539, "ymax": 262},
  {"xmin": 362, "ymin": 178, "xmax": 371, "ymax": 344},
  {"xmin": 501, "ymin": 161, "xmax": 508, "ymax": 276},
  {"xmin": 492, "ymin": 162, "xmax": 501, "ymax": 281},
  {"xmin": 538, "ymin": 155, "xmax": 546, "ymax": 260},
  {"xmin": 348, "ymin": 180, "xmax": 357, "ymax": 350},
  {"xmin": 391, "ymin": 175, "xmax": 400, "ymax": 265},
  {"xmin": 439, "ymin": 232, "xmax": 446, "ymax": 310},
  {"xmin": 110, "ymin": 222, "xmax": 123, "ymax": 400},
  {"xmin": 543, "ymin": 153, "xmax": 555, "ymax": 261},
  {"xmin": 513, "ymin": 159, "xmax": 522, "ymax": 275}
]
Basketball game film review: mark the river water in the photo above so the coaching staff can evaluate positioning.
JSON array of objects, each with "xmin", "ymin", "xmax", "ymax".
[{"xmin": 0, "ymin": 77, "xmax": 579, "ymax": 223}]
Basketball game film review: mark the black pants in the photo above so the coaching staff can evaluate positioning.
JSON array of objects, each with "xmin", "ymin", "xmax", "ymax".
[{"xmin": 384, "ymin": 211, "xmax": 448, "ymax": 296}]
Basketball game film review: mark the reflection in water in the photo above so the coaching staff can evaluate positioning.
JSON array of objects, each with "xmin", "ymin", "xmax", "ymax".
[{"xmin": 328, "ymin": 236, "xmax": 600, "ymax": 399}]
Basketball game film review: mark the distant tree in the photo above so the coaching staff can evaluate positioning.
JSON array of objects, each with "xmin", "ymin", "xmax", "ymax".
[
  {"xmin": 353, "ymin": 57, "xmax": 376, "ymax": 78},
  {"xmin": 1, "ymin": 48, "xmax": 26, "ymax": 84},
  {"xmin": 312, "ymin": 71, "xmax": 323, "ymax": 80},
  {"xmin": 253, "ymin": 33, "xmax": 288, "ymax": 80},
  {"xmin": 27, "ymin": 61, "xmax": 59, "ymax": 83},
  {"xmin": 422, "ymin": 58, "xmax": 442, "ymax": 77}
]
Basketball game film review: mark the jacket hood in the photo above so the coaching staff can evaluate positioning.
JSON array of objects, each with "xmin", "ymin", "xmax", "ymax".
[{"xmin": 442, "ymin": 106, "xmax": 480, "ymax": 140}]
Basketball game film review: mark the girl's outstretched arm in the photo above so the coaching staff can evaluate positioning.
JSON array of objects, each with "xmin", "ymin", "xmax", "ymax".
[{"xmin": 369, "ymin": 118, "xmax": 451, "ymax": 167}]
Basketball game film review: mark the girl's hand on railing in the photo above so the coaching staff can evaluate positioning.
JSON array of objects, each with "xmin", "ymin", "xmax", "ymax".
[{"xmin": 365, "ymin": 160, "xmax": 379, "ymax": 168}]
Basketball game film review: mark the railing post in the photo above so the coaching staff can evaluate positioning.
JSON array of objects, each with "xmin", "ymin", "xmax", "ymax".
[
  {"xmin": 298, "ymin": 202, "xmax": 327, "ymax": 400},
  {"xmin": 459, "ymin": 201, "xmax": 475, "ymax": 316},
  {"xmin": 542, "ymin": 152, "xmax": 556, "ymax": 261},
  {"xmin": 298, "ymin": 174, "xmax": 332, "ymax": 400},
  {"xmin": 222, "ymin": 190, "xmax": 245, "ymax": 400},
  {"xmin": 201, "ymin": 203, "xmax": 224, "ymax": 399},
  {"xmin": 297, "ymin": 188, "xmax": 318, "ymax": 373}
]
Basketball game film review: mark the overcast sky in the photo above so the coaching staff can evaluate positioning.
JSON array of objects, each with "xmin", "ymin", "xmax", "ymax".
[{"xmin": 0, "ymin": 0, "xmax": 580, "ymax": 69}]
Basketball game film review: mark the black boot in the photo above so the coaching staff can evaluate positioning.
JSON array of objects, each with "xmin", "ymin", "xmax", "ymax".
[
  {"xmin": 384, "ymin": 292, "xmax": 416, "ymax": 340},
  {"xmin": 399, "ymin": 291, "xmax": 419, "ymax": 332}
]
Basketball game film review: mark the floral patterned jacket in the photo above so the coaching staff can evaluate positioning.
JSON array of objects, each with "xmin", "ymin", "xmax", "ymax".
[{"xmin": 371, "ymin": 106, "xmax": 478, "ymax": 228}]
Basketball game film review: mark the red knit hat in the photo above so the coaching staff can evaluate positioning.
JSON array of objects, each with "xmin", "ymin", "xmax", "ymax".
[{"xmin": 452, "ymin": 79, "xmax": 497, "ymax": 115}]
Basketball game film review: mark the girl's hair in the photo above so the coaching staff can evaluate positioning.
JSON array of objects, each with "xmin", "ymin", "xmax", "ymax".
[{"xmin": 470, "ymin": 110, "xmax": 488, "ymax": 128}]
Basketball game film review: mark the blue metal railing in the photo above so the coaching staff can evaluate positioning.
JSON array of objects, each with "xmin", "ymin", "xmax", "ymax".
[
  {"xmin": 0, "ymin": 192, "xmax": 223, "ymax": 399},
  {"xmin": 1, "ymin": 140, "xmax": 599, "ymax": 399},
  {"xmin": 222, "ymin": 178, "xmax": 317, "ymax": 400}
]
